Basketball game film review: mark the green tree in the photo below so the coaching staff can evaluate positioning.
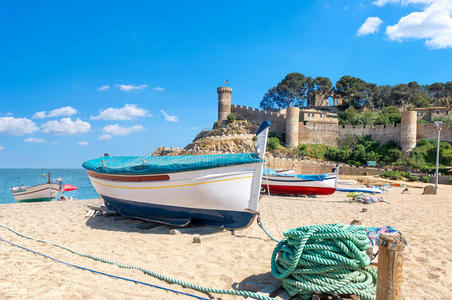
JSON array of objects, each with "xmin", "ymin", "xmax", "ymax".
[
  {"xmin": 335, "ymin": 76, "xmax": 375, "ymax": 108},
  {"xmin": 260, "ymin": 73, "xmax": 308, "ymax": 110},
  {"xmin": 310, "ymin": 76, "xmax": 333, "ymax": 106}
]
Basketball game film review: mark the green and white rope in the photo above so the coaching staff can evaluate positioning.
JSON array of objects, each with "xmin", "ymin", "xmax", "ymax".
[{"xmin": 271, "ymin": 224, "xmax": 377, "ymax": 300}]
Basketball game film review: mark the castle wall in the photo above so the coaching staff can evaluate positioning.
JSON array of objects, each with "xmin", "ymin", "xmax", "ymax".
[
  {"xmin": 297, "ymin": 123, "xmax": 401, "ymax": 147},
  {"xmin": 231, "ymin": 104, "xmax": 286, "ymax": 135},
  {"xmin": 230, "ymin": 101, "xmax": 452, "ymax": 149},
  {"xmin": 339, "ymin": 124, "xmax": 401, "ymax": 146},
  {"xmin": 417, "ymin": 123, "xmax": 452, "ymax": 143},
  {"xmin": 298, "ymin": 123, "xmax": 339, "ymax": 147}
]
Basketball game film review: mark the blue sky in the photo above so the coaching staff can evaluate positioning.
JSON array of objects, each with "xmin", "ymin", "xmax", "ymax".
[{"xmin": 1, "ymin": 0, "xmax": 451, "ymax": 168}]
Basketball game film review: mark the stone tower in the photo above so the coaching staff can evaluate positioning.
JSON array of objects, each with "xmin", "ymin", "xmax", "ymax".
[
  {"xmin": 217, "ymin": 87, "xmax": 232, "ymax": 121},
  {"xmin": 285, "ymin": 106, "xmax": 300, "ymax": 148},
  {"xmin": 400, "ymin": 110, "xmax": 417, "ymax": 157}
]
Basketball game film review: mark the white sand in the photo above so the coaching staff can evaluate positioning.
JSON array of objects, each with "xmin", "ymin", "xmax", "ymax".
[{"xmin": 0, "ymin": 184, "xmax": 451, "ymax": 299}]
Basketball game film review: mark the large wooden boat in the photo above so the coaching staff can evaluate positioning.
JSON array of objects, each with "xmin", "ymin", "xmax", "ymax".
[{"xmin": 83, "ymin": 121, "xmax": 271, "ymax": 229}]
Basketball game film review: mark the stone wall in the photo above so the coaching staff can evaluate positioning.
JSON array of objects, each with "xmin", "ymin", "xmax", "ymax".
[
  {"xmin": 265, "ymin": 157, "xmax": 386, "ymax": 175},
  {"xmin": 339, "ymin": 124, "xmax": 401, "ymax": 145},
  {"xmin": 417, "ymin": 123, "xmax": 452, "ymax": 142},
  {"xmin": 298, "ymin": 123, "xmax": 339, "ymax": 147},
  {"xmin": 231, "ymin": 105, "xmax": 286, "ymax": 135}
]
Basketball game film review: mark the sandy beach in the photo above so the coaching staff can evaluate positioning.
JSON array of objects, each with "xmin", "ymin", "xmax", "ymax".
[{"xmin": 0, "ymin": 183, "xmax": 451, "ymax": 299}]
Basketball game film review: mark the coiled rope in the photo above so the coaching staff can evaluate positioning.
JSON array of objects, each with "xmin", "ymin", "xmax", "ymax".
[
  {"xmin": 0, "ymin": 224, "xmax": 273, "ymax": 300},
  {"xmin": 271, "ymin": 223, "xmax": 377, "ymax": 300}
]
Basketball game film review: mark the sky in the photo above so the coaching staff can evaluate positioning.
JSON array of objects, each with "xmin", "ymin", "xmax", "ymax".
[{"xmin": 0, "ymin": 0, "xmax": 451, "ymax": 168}]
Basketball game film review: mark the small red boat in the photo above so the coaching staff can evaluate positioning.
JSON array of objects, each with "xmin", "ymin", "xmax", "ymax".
[{"xmin": 261, "ymin": 167, "xmax": 338, "ymax": 195}]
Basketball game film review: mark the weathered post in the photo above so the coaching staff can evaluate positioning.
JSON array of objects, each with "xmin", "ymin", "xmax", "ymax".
[{"xmin": 376, "ymin": 233, "xmax": 405, "ymax": 300}]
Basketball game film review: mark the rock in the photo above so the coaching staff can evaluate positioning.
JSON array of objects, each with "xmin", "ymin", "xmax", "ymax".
[
  {"xmin": 350, "ymin": 219, "xmax": 362, "ymax": 225},
  {"xmin": 423, "ymin": 185, "xmax": 435, "ymax": 195}
]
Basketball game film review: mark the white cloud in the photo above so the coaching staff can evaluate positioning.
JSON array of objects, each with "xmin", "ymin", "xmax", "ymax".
[
  {"xmin": 0, "ymin": 117, "xmax": 39, "ymax": 136},
  {"xmin": 77, "ymin": 141, "xmax": 89, "ymax": 146},
  {"xmin": 357, "ymin": 17, "xmax": 383, "ymax": 36},
  {"xmin": 372, "ymin": 0, "xmax": 452, "ymax": 49},
  {"xmin": 103, "ymin": 124, "xmax": 144, "ymax": 136},
  {"xmin": 385, "ymin": 0, "xmax": 452, "ymax": 49},
  {"xmin": 115, "ymin": 84, "xmax": 148, "ymax": 92},
  {"xmin": 33, "ymin": 106, "xmax": 78, "ymax": 119},
  {"xmin": 373, "ymin": 0, "xmax": 433, "ymax": 6},
  {"xmin": 24, "ymin": 137, "xmax": 45, "ymax": 143},
  {"xmin": 160, "ymin": 110, "xmax": 179, "ymax": 122},
  {"xmin": 91, "ymin": 104, "xmax": 151, "ymax": 120},
  {"xmin": 372, "ymin": 0, "xmax": 400, "ymax": 6},
  {"xmin": 42, "ymin": 118, "xmax": 91, "ymax": 135},
  {"xmin": 97, "ymin": 85, "xmax": 110, "ymax": 91},
  {"xmin": 153, "ymin": 87, "xmax": 165, "ymax": 91},
  {"xmin": 99, "ymin": 134, "xmax": 112, "ymax": 140},
  {"xmin": 0, "ymin": 146, "xmax": 3, "ymax": 150}
]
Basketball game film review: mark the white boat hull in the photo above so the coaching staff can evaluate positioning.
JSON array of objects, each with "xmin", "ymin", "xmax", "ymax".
[
  {"xmin": 262, "ymin": 172, "xmax": 337, "ymax": 195},
  {"xmin": 86, "ymin": 163, "xmax": 263, "ymax": 228},
  {"xmin": 11, "ymin": 183, "xmax": 60, "ymax": 202}
]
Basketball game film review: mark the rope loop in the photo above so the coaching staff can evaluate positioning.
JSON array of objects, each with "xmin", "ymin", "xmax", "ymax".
[{"xmin": 271, "ymin": 224, "xmax": 377, "ymax": 300}]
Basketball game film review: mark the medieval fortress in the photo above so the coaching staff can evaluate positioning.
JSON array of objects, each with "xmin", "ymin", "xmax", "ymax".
[{"xmin": 216, "ymin": 86, "xmax": 452, "ymax": 156}]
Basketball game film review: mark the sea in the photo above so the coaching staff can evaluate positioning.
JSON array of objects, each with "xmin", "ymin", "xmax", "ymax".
[{"xmin": 0, "ymin": 169, "xmax": 98, "ymax": 204}]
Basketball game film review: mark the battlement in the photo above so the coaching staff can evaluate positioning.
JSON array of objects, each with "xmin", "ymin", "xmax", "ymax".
[
  {"xmin": 231, "ymin": 104, "xmax": 285, "ymax": 118},
  {"xmin": 217, "ymin": 87, "xmax": 232, "ymax": 94}
]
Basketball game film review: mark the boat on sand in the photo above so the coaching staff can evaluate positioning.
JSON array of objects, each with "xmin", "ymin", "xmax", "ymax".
[
  {"xmin": 261, "ymin": 167, "xmax": 338, "ymax": 196},
  {"xmin": 10, "ymin": 173, "xmax": 62, "ymax": 203},
  {"xmin": 83, "ymin": 121, "xmax": 271, "ymax": 229}
]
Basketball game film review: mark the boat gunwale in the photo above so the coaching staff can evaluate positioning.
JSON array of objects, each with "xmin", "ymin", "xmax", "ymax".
[
  {"xmin": 10, "ymin": 183, "xmax": 60, "ymax": 195},
  {"xmin": 86, "ymin": 170, "xmax": 170, "ymax": 182}
]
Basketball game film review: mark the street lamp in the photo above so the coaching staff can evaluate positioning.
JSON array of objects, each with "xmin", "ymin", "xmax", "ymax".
[{"xmin": 433, "ymin": 120, "xmax": 442, "ymax": 195}]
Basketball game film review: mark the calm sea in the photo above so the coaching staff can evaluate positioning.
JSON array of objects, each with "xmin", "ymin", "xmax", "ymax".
[{"xmin": 0, "ymin": 169, "xmax": 98, "ymax": 204}]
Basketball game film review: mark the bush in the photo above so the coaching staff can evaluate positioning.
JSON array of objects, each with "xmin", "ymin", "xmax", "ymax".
[
  {"xmin": 449, "ymin": 178, "xmax": 452, "ymax": 185},
  {"xmin": 380, "ymin": 170, "xmax": 421, "ymax": 181},
  {"xmin": 404, "ymin": 173, "xmax": 420, "ymax": 182},
  {"xmin": 422, "ymin": 176, "xmax": 431, "ymax": 183},
  {"xmin": 267, "ymin": 137, "xmax": 280, "ymax": 150},
  {"xmin": 295, "ymin": 144, "xmax": 329, "ymax": 159},
  {"xmin": 380, "ymin": 170, "xmax": 406, "ymax": 180},
  {"xmin": 226, "ymin": 113, "xmax": 236, "ymax": 123}
]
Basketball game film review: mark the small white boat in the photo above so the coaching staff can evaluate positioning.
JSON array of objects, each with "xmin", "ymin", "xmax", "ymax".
[
  {"xmin": 10, "ymin": 173, "xmax": 62, "ymax": 203},
  {"xmin": 262, "ymin": 167, "xmax": 338, "ymax": 196},
  {"xmin": 82, "ymin": 121, "xmax": 271, "ymax": 229}
]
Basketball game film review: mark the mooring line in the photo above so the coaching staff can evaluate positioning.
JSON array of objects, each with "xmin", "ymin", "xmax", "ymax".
[{"xmin": 0, "ymin": 236, "xmax": 208, "ymax": 300}]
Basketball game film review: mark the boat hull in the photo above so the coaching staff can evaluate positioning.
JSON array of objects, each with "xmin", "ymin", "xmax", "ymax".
[
  {"xmin": 11, "ymin": 183, "xmax": 60, "ymax": 202},
  {"xmin": 262, "ymin": 173, "xmax": 337, "ymax": 196},
  {"xmin": 86, "ymin": 163, "xmax": 263, "ymax": 229},
  {"xmin": 102, "ymin": 196, "xmax": 255, "ymax": 228}
]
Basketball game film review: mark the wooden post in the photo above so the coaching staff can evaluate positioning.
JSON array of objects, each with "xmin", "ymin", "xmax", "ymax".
[{"xmin": 376, "ymin": 233, "xmax": 405, "ymax": 300}]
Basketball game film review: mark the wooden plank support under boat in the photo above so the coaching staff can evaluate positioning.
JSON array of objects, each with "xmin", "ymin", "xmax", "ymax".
[
  {"xmin": 87, "ymin": 203, "xmax": 117, "ymax": 215},
  {"xmin": 192, "ymin": 230, "xmax": 233, "ymax": 244}
]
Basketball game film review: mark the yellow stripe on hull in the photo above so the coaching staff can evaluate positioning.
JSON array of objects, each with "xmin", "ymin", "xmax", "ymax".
[{"xmin": 90, "ymin": 175, "xmax": 253, "ymax": 190}]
